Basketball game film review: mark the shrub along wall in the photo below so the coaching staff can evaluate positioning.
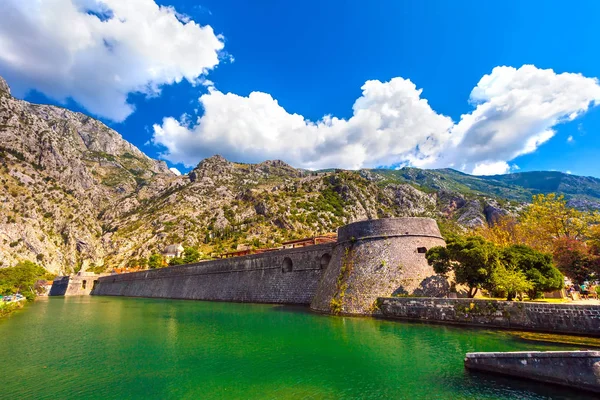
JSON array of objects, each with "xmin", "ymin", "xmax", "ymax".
[{"xmin": 378, "ymin": 297, "xmax": 600, "ymax": 336}]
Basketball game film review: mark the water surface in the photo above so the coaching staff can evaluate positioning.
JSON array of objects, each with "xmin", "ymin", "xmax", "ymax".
[{"xmin": 0, "ymin": 297, "xmax": 594, "ymax": 399}]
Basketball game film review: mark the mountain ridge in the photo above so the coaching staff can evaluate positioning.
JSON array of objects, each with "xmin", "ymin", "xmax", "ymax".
[{"xmin": 1, "ymin": 75, "xmax": 598, "ymax": 273}]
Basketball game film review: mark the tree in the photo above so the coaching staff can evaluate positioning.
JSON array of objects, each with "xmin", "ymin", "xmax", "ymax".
[
  {"xmin": 182, "ymin": 247, "xmax": 200, "ymax": 264},
  {"xmin": 168, "ymin": 257, "xmax": 184, "ymax": 266},
  {"xmin": 0, "ymin": 260, "xmax": 49, "ymax": 300},
  {"xmin": 426, "ymin": 235, "xmax": 501, "ymax": 298},
  {"xmin": 137, "ymin": 257, "xmax": 148, "ymax": 269},
  {"xmin": 476, "ymin": 215, "xmax": 523, "ymax": 248},
  {"xmin": 501, "ymin": 245, "xmax": 563, "ymax": 299},
  {"xmin": 589, "ymin": 224, "xmax": 600, "ymax": 255},
  {"xmin": 552, "ymin": 238, "xmax": 599, "ymax": 284},
  {"xmin": 491, "ymin": 264, "xmax": 533, "ymax": 301},
  {"xmin": 148, "ymin": 254, "xmax": 164, "ymax": 269},
  {"xmin": 518, "ymin": 194, "xmax": 599, "ymax": 252}
]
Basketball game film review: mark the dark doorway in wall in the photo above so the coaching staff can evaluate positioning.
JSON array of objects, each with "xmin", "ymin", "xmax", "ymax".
[
  {"xmin": 282, "ymin": 257, "xmax": 293, "ymax": 272},
  {"xmin": 82, "ymin": 280, "xmax": 87, "ymax": 289},
  {"xmin": 417, "ymin": 247, "xmax": 427, "ymax": 254},
  {"xmin": 320, "ymin": 253, "xmax": 331, "ymax": 269},
  {"xmin": 92, "ymin": 280, "xmax": 98, "ymax": 291}
]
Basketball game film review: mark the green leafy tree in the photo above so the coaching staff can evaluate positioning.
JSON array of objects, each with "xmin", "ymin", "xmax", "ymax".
[
  {"xmin": 137, "ymin": 257, "xmax": 148, "ymax": 269},
  {"xmin": 501, "ymin": 245, "xmax": 563, "ymax": 299},
  {"xmin": 148, "ymin": 254, "xmax": 164, "ymax": 269},
  {"xmin": 426, "ymin": 235, "xmax": 501, "ymax": 298},
  {"xmin": 491, "ymin": 264, "xmax": 533, "ymax": 301},
  {"xmin": 182, "ymin": 247, "xmax": 200, "ymax": 264},
  {"xmin": 168, "ymin": 257, "xmax": 184, "ymax": 266},
  {"xmin": 0, "ymin": 260, "xmax": 49, "ymax": 300}
]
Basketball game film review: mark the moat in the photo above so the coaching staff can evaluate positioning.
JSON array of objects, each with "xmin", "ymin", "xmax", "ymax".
[{"xmin": 0, "ymin": 297, "xmax": 597, "ymax": 399}]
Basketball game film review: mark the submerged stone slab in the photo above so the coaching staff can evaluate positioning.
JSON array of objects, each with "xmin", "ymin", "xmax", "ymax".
[{"xmin": 465, "ymin": 351, "xmax": 600, "ymax": 394}]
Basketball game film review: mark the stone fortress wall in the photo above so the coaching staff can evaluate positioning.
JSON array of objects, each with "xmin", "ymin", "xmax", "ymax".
[
  {"xmin": 49, "ymin": 272, "xmax": 108, "ymax": 296},
  {"xmin": 310, "ymin": 218, "xmax": 447, "ymax": 314},
  {"xmin": 90, "ymin": 217, "xmax": 444, "ymax": 313},
  {"xmin": 93, "ymin": 243, "xmax": 334, "ymax": 304}
]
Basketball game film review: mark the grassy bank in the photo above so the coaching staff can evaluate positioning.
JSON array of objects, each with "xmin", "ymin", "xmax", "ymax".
[{"xmin": 0, "ymin": 301, "xmax": 24, "ymax": 318}]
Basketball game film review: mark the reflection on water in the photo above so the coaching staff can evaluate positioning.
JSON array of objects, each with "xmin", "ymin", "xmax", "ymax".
[{"xmin": 0, "ymin": 296, "xmax": 595, "ymax": 399}]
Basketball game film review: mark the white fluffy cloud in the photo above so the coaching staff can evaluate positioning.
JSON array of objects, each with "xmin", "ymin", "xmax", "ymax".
[
  {"xmin": 153, "ymin": 78, "xmax": 454, "ymax": 169},
  {"xmin": 0, "ymin": 0, "xmax": 224, "ymax": 121},
  {"xmin": 153, "ymin": 65, "xmax": 600, "ymax": 174}
]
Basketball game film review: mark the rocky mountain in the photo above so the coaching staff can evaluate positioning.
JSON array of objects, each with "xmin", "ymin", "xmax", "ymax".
[
  {"xmin": 0, "ymin": 76, "xmax": 175, "ymax": 272},
  {"xmin": 371, "ymin": 168, "xmax": 600, "ymax": 210},
  {"xmin": 1, "ymin": 75, "xmax": 598, "ymax": 273}
]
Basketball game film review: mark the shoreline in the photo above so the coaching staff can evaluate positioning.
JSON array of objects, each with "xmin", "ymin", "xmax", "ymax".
[{"xmin": 0, "ymin": 300, "xmax": 25, "ymax": 318}]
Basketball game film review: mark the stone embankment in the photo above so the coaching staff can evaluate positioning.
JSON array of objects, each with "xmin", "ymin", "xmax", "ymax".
[
  {"xmin": 464, "ymin": 351, "xmax": 600, "ymax": 393},
  {"xmin": 378, "ymin": 297, "xmax": 600, "ymax": 336}
]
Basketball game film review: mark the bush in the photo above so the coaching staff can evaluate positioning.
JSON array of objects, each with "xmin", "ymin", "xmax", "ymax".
[
  {"xmin": 0, "ymin": 301, "xmax": 24, "ymax": 318},
  {"xmin": 168, "ymin": 257, "xmax": 184, "ymax": 266},
  {"xmin": 148, "ymin": 254, "xmax": 165, "ymax": 269},
  {"xmin": 182, "ymin": 247, "xmax": 200, "ymax": 264}
]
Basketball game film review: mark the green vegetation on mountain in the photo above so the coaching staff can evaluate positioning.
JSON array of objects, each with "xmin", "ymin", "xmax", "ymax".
[
  {"xmin": 372, "ymin": 168, "xmax": 600, "ymax": 209},
  {"xmin": 1, "ymin": 74, "xmax": 600, "ymax": 274}
]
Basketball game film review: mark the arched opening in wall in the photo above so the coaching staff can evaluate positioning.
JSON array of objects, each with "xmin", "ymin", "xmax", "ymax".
[
  {"xmin": 282, "ymin": 257, "xmax": 293, "ymax": 273},
  {"xmin": 320, "ymin": 253, "xmax": 331, "ymax": 269},
  {"xmin": 417, "ymin": 247, "xmax": 427, "ymax": 254},
  {"xmin": 82, "ymin": 280, "xmax": 87, "ymax": 289},
  {"xmin": 92, "ymin": 280, "xmax": 98, "ymax": 291}
]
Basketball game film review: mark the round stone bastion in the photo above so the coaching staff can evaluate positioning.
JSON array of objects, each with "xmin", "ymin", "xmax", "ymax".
[{"xmin": 310, "ymin": 217, "xmax": 447, "ymax": 315}]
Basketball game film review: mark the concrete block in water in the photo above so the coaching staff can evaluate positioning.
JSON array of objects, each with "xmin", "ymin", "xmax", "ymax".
[{"xmin": 465, "ymin": 351, "xmax": 600, "ymax": 394}]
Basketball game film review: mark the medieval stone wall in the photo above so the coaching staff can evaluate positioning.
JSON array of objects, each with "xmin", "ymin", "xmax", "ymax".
[
  {"xmin": 310, "ymin": 218, "xmax": 447, "ymax": 315},
  {"xmin": 378, "ymin": 297, "xmax": 600, "ymax": 336},
  {"xmin": 48, "ymin": 276, "xmax": 69, "ymax": 296},
  {"xmin": 92, "ymin": 243, "xmax": 334, "ymax": 304},
  {"xmin": 49, "ymin": 273, "xmax": 108, "ymax": 296}
]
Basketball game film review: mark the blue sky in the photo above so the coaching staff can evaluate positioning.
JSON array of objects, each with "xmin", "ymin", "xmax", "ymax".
[{"xmin": 1, "ymin": 0, "xmax": 599, "ymax": 177}]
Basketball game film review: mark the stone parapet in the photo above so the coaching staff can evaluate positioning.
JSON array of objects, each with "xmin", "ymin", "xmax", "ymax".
[{"xmin": 378, "ymin": 297, "xmax": 600, "ymax": 336}]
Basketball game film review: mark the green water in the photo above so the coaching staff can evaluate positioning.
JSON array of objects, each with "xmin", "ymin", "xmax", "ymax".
[{"xmin": 0, "ymin": 297, "xmax": 594, "ymax": 399}]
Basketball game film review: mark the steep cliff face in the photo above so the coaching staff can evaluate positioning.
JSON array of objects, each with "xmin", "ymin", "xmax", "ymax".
[{"xmin": 0, "ymin": 78, "xmax": 175, "ymax": 272}]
